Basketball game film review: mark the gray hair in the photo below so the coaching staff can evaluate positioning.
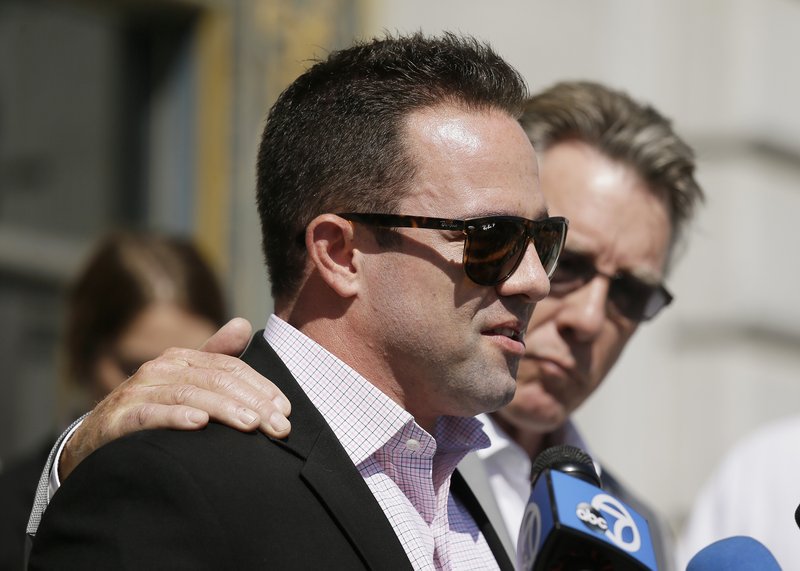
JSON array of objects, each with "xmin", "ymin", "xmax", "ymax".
[{"xmin": 521, "ymin": 81, "xmax": 704, "ymax": 268}]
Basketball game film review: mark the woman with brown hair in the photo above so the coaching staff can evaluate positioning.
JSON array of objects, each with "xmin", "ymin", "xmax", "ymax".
[{"xmin": 0, "ymin": 231, "xmax": 226, "ymax": 570}]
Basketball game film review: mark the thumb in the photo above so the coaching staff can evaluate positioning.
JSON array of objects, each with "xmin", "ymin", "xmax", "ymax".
[{"xmin": 200, "ymin": 317, "xmax": 253, "ymax": 356}]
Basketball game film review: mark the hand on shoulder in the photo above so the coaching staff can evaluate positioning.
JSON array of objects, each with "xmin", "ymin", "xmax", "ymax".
[{"xmin": 59, "ymin": 318, "xmax": 292, "ymax": 480}]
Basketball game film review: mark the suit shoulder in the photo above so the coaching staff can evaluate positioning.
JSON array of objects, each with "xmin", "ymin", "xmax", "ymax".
[{"xmin": 95, "ymin": 422, "xmax": 298, "ymax": 471}]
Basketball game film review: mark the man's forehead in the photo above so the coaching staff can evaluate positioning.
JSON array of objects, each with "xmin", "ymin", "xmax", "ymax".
[
  {"xmin": 403, "ymin": 104, "xmax": 531, "ymax": 151},
  {"xmin": 401, "ymin": 105, "xmax": 545, "ymax": 218}
]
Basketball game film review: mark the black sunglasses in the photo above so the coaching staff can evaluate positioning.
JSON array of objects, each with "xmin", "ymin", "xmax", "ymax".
[
  {"xmin": 337, "ymin": 213, "xmax": 568, "ymax": 286},
  {"xmin": 549, "ymin": 250, "xmax": 673, "ymax": 322}
]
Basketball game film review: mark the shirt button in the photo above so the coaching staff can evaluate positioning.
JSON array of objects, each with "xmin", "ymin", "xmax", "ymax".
[{"xmin": 406, "ymin": 438, "xmax": 421, "ymax": 451}]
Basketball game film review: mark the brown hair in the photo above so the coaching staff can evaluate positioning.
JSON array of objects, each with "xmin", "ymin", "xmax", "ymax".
[
  {"xmin": 521, "ymin": 81, "xmax": 704, "ymax": 266},
  {"xmin": 64, "ymin": 231, "xmax": 226, "ymax": 387}
]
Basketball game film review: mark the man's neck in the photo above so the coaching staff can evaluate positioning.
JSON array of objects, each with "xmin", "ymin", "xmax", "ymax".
[
  {"xmin": 488, "ymin": 413, "xmax": 549, "ymax": 460},
  {"xmin": 269, "ymin": 312, "xmax": 442, "ymax": 434}
]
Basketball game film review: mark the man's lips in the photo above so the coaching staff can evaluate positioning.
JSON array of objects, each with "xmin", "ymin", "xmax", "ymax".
[
  {"xmin": 482, "ymin": 324, "xmax": 526, "ymax": 355},
  {"xmin": 483, "ymin": 326, "xmax": 524, "ymax": 342}
]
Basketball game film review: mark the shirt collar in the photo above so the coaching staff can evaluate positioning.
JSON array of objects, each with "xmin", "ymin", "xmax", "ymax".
[
  {"xmin": 263, "ymin": 314, "xmax": 488, "ymax": 465},
  {"xmin": 475, "ymin": 413, "xmax": 601, "ymax": 476}
]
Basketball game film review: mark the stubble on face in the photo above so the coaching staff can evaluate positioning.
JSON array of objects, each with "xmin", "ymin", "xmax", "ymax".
[{"xmin": 352, "ymin": 104, "xmax": 548, "ymax": 430}]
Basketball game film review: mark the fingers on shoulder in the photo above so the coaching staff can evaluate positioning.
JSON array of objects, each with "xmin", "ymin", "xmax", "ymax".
[{"xmin": 129, "ymin": 403, "xmax": 210, "ymax": 431}]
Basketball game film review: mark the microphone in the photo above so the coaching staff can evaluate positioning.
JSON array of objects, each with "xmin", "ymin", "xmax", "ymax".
[
  {"xmin": 516, "ymin": 445, "xmax": 657, "ymax": 570},
  {"xmin": 686, "ymin": 536, "xmax": 781, "ymax": 570}
]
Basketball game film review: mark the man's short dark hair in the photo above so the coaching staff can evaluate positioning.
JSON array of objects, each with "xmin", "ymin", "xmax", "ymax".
[
  {"xmin": 521, "ymin": 81, "xmax": 704, "ymax": 267},
  {"xmin": 256, "ymin": 32, "xmax": 528, "ymax": 303}
]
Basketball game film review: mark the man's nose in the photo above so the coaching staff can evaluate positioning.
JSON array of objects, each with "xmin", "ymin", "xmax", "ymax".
[{"xmin": 554, "ymin": 277, "xmax": 609, "ymax": 342}]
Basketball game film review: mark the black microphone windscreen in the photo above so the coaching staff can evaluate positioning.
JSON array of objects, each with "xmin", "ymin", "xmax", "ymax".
[{"xmin": 530, "ymin": 444, "xmax": 600, "ymax": 487}]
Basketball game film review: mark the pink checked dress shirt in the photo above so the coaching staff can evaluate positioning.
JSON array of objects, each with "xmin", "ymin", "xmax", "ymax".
[{"xmin": 265, "ymin": 315, "xmax": 500, "ymax": 570}]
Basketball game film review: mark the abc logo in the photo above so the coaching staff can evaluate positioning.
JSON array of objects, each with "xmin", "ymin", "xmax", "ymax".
[
  {"xmin": 578, "ymin": 494, "xmax": 642, "ymax": 553},
  {"xmin": 576, "ymin": 502, "xmax": 608, "ymax": 533}
]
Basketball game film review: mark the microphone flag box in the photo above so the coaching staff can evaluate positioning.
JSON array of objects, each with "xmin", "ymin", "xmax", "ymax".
[{"xmin": 517, "ymin": 470, "xmax": 658, "ymax": 570}]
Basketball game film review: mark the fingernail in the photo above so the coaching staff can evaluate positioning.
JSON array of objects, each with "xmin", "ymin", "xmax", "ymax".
[
  {"xmin": 187, "ymin": 410, "xmax": 206, "ymax": 424},
  {"xmin": 272, "ymin": 395, "xmax": 291, "ymax": 415},
  {"xmin": 239, "ymin": 409, "xmax": 258, "ymax": 425},
  {"xmin": 269, "ymin": 412, "xmax": 290, "ymax": 432}
]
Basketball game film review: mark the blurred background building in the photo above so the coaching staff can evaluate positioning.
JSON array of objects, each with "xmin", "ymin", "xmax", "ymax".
[{"xmin": 1, "ymin": 0, "xmax": 799, "ymax": 538}]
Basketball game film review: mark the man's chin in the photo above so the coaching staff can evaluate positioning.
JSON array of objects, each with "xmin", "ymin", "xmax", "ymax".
[
  {"xmin": 461, "ymin": 378, "xmax": 517, "ymax": 417},
  {"xmin": 495, "ymin": 384, "xmax": 518, "ymax": 411}
]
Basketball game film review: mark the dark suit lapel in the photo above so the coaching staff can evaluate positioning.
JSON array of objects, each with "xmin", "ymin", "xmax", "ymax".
[
  {"xmin": 240, "ymin": 333, "xmax": 412, "ymax": 571},
  {"xmin": 452, "ymin": 469, "xmax": 515, "ymax": 571},
  {"xmin": 301, "ymin": 430, "xmax": 412, "ymax": 570}
]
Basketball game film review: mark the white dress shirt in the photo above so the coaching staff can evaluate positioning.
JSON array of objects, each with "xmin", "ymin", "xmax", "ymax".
[{"xmin": 474, "ymin": 413, "xmax": 596, "ymax": 551}]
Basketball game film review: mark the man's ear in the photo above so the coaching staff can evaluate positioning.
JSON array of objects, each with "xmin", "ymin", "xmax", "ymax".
[{"xmin": 305, "ymin": 214, "xmax": 361, "ymax": 298}]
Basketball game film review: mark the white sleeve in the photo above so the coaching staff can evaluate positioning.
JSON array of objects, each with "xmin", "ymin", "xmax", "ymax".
[
  {"xmin": 26, "ymin": 414, "xmax": 87, "ymax": 536},
  {"xmin": 676, "ymin": 435, "xmax": 763, "ymax": 568},
  {"xmin": 677, "ymin": 419, "xmax": 800, "ymax": 570}
]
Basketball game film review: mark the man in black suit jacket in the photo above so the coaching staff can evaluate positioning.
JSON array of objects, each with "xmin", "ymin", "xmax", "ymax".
[
  {"xmin": 29, "ymin": 32, "xmax": 566, "ymax": 569},
  {"xmin": 30, "ymin": 335, "xmax": 510, "ymax": 569}
]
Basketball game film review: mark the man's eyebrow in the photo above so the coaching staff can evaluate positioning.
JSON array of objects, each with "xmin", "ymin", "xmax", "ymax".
[
  {"xmin": 464, "ymin": 208, "xmax": 551, "ymax": 220},
  {"xmin": 562, "ymin": 246, "xmax": 664, "ymax": 285},
  {"xmin": 627, "ymin": 266, "xmax": 664, "ymax": 286},
  {"xmin": 612, "ymin": 262, "xmax": 666, "ymax": 287}
]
